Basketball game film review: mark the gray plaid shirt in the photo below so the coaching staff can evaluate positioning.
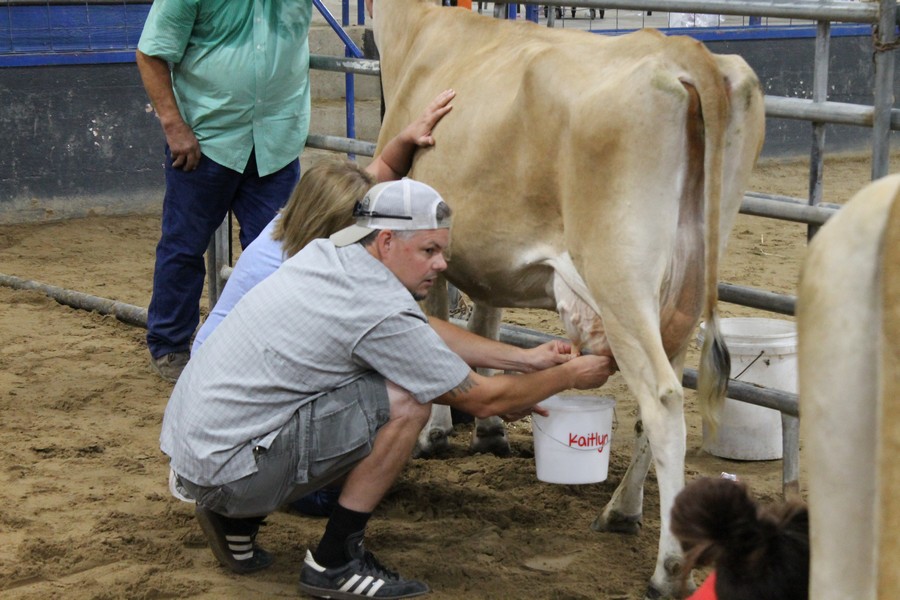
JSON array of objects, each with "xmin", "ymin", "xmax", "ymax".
[{"xmin": 160, "ymin": 241, "xmax": 471, "ymax": 486}]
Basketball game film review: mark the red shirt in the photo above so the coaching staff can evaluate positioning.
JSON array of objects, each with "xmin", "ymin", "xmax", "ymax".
[{"xmin": 688, "ymin": 572, "xmax": 717, "ymax": 600}]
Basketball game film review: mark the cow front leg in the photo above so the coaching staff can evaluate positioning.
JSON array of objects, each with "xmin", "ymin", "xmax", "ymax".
[
  {"xmin": 592, "ymin": 419, "xmax": 651, "ymax": 535},
  {"xmin": 590, "ymin": 308, "xmax": 687, "ymax": 600},
  {"xmin": 470, "ymin": 415, "xmax": 509, "ymax": 456},
  {"xmin": 414, "ymin": 404, "xmax": 454, "ymax": 458},
  {"xmin": 467, "ymin": 303, "xmax": 511, "ymax": 456},
  {"xmin": 414, "ymin": 275, "xmax": 455, "ymax": 458}
]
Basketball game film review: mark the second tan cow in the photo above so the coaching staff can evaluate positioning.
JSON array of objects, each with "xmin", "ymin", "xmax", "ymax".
[
  {"xmin": 371, "ymin": 1, "xmax": 765, "ymax": 596},
  {"xmin": 799, "ymin": 174, "xmax": 900, "ymax": 600}
]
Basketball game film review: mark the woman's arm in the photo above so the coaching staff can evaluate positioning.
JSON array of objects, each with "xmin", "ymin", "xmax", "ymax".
[{"xmin": 365, "ymin": 89, "xmax": 455, "ymax": 182}]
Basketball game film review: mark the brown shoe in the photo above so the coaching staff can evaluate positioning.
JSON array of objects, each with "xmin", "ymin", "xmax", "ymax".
[{"xmin": 150, "ymin": 351, "xmax": 189, "ymax": 383}]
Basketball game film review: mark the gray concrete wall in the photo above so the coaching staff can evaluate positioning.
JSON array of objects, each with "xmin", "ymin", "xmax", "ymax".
[
  {"xmin": 705, "ymin": 34, "xmax": 899, "ymax": 158},
  {"xmin": 0, "ymin": 24, "xmax": 381, "ymax": 225}
]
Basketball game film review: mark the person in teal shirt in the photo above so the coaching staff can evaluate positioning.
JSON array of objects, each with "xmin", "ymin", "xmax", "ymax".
[{"xmin": 136, "ymin": 0, "xmax": 312, "ymax": 382}]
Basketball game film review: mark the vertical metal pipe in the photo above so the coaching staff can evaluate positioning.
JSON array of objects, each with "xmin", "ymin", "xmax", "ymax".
[
  {"xmin": 871, "ymin": 0, "xmax": 897, "ymax": 179},
  {"xmin": 346, "ymin": 46, "xmax": 357, "ymax": 157},
  {"xmin": 782, "ymin": 414, "xmax": 801, "ymax": 499},
  {"xmin": 808, "ymin": 19, "xmax": 830, "ymax": 241},
  {"xmin": 207, "ymin": 216, "xmax": 230, "ymax": 310},
  {"xmin": 340, "ymin": 0, "xmax": 356, "ymax": 158},
  {"xmin": 206, "ymin": 229, "xmax": 219, "ymax": 310}
]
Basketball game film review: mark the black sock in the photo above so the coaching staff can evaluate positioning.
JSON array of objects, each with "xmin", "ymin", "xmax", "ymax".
[{"xmin": 313, "ymin": 503, "xmax": 371, "ymax": 567}]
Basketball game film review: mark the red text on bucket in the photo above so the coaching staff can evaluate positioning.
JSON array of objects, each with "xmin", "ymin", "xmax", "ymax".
[{"xmin": 568, "ymin": 432, "xmax": 609, "ymax": 453}]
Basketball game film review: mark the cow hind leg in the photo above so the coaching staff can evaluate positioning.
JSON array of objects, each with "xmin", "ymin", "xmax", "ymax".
[
  {"xmin": 595, "ymin": 312, "xmax": 688, "ymax": 600},
  {"xmin": 591, "ymin": 419, "xmax": 651, "ymax": 535},
  {"xmin": 467, "ymin": 303, "xmax": 511, "ymax": 456}
]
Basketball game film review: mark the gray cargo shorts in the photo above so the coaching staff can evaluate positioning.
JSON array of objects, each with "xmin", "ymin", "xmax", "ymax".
[{"xmin": 179, "ymin": 372, "xmax": 390, "ymax": 517}]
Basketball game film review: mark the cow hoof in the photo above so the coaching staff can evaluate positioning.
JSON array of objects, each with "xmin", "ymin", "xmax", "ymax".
[
  {"xmin": 591, "ymin": 510, "xmax": 642, "ymax": 535},
  {"xmin": 643, "ymin": 584, "xmax": 666, "ymax": 600},
  {"xmin": 413, "ymin": 428, "xmax": 452, "ymax": 458},
  {"xmin": 644, "ymin": 580, "xmax": 680, "ymax": 600},
  {"xmin": 470, "ymin": 428, "xmax": 510, "ymax": 457}
]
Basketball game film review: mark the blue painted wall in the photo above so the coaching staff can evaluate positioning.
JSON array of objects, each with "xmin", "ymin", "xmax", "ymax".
[{"xmin": 0, "ymin": 2, "xmax": 147, "ymax": 66}]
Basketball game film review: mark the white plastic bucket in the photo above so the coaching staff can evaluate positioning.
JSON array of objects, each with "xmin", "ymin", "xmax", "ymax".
[
  {"xmin": 532, "ymin": 395, "xmax": 616, "ymax": 484},
  {"xmin": 698, "ymin": 318, "xmax": 797, "ymax": 460}
]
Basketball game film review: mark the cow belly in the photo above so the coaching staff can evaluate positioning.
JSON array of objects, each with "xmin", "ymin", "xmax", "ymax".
[{"xmin": 444, "ymin": 243, "xmax": 560, "ymax": 310}]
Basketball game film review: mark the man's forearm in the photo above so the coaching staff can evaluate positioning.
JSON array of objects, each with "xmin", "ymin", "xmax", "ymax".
[
  {"xmin": 136, "ymin": 50, "xmax": 185, "ymax": 133},
  {"xmin": 428, "ymin": 316, "xmax": 529, "ymax": 372},
  {"xmin": 437, "ymin": 355, "xmax": 611, "ymax": 419}
]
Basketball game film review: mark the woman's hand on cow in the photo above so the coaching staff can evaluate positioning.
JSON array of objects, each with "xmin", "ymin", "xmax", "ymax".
[{"xmin": 403, "ymin": 88, "xmax": 455, "ymax": 147}]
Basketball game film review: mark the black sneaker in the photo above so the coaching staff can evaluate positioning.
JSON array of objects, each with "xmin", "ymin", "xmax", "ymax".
[
  {"xmin": 195, "ymin": 506, "xmax": 273, "ymax": 574},
  {"xmin": 298, "ymin": 532, "xmax": 429, "ymax": 599}
]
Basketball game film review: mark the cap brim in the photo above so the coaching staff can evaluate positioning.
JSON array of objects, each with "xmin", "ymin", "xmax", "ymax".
[{"xmin": 330, "ymin": 224, "xmax": 374, "ymax": 247}]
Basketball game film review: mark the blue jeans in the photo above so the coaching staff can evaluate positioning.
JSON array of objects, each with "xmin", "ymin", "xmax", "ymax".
[{"xmin": 146, "ymin": 148, "xmax": 299, "ymax": 359}]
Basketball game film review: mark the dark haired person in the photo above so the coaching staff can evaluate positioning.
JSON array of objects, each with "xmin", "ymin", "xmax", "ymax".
[{"xmin": 671, "ymin": 477, "xmax": 809, "ymax": 600}]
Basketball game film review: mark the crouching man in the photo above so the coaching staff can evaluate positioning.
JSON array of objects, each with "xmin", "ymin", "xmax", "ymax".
[{"xmin": 161, "ymin": 178, "xmax": 614, "ymax": 599}]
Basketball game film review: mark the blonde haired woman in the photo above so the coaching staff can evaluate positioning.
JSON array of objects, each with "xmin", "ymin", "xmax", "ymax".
[{"xmin": 191, "ymin": 89, "xmax": 455, "ymax": 353}]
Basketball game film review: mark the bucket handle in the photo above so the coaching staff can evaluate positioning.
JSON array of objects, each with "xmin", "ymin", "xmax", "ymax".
[
  {"xmin": 732, "ymin": 350, "xmax": 765, "ymax": 381},
  {"xmin": 533, "ymin": 419, "xmax": 610, "ymax": 453}
]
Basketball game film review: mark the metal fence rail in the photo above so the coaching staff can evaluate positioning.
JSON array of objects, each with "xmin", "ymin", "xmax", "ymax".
[{"xmin": 530, "ymin": 0, "xmax": 879, "ymax": 23}]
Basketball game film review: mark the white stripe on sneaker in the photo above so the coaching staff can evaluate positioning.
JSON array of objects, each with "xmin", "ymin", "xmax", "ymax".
[
  {"xmin": 367, "ymin": 578, "xmax": 385, "ymax": 596},
  {"xmin": 345, "ymin": 574, "xmax": 386, "ymax": 597},
  {"xmin": 227, "ymin": 542, "xmax": 253, "ymax": 552},
  {"xmin": 339, "ymin": 574, "xmax": 362, "ymax": 592},
  {"xmin": 224, "ymin": 534, "xmax": 253, "ymax": 560},
  {"xmin": 304, "ymin": 550, "xmax": 327, "ymax": 572},
  {"xmin": 353, "ymin": 576, "xmax": 375, "ymax": 594}
]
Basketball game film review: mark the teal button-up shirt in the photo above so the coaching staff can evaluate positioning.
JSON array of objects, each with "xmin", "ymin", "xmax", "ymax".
[{"xmin": 138, "ymin": 0, "xmax": 312, "ymax": 176}]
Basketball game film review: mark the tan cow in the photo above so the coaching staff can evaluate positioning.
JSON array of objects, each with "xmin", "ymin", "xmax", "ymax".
[
  {"xmin": 798, "ymin": 174, "xmax": 900, "ymax": 600},
  {"xmin": 370, "ymin": 1, "xmax": 765, "ymax": 596}
]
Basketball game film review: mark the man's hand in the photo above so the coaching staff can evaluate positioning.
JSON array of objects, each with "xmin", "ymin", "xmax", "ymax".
[
  {"xmin": 500, "ymin": 353, "xmax": 614, "ymax": 421},
  {"xmin": 524, "ymin": 339, "xmax": 576, "ymax": 371},
  {"xmin": 568, "ymin": 354, "xmax": 616, "ymax": 390},
  {"xmin": 165, "ymin": 121, "xmax": 202, "ymax": 171},
  {"xmin": 499, "ymin": 403, "xmax": 547, "ymax": 422},
  {"xmin": 402, "ymin": 88, "xmax": 455, "ymax": 148}
]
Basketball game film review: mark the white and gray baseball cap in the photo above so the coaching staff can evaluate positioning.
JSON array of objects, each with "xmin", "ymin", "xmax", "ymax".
[{"xmin": 330, "ymin": 178, "xmax": 451, "ymax": 247}]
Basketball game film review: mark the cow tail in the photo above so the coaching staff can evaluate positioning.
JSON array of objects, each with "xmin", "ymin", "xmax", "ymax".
[{"xmin": 696, "ymin": 64, "xmax": 731, "ymax": 439}]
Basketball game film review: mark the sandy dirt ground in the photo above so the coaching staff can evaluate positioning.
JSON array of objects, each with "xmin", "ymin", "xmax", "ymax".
[{"xmin": 0, "ymin": 151, "xmax": 896, "ymax": 600}]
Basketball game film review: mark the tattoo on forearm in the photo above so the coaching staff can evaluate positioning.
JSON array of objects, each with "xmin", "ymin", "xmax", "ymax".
[{"xmin": 447, "ymin": 375, "xmax": 476, "ymax": 398}]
